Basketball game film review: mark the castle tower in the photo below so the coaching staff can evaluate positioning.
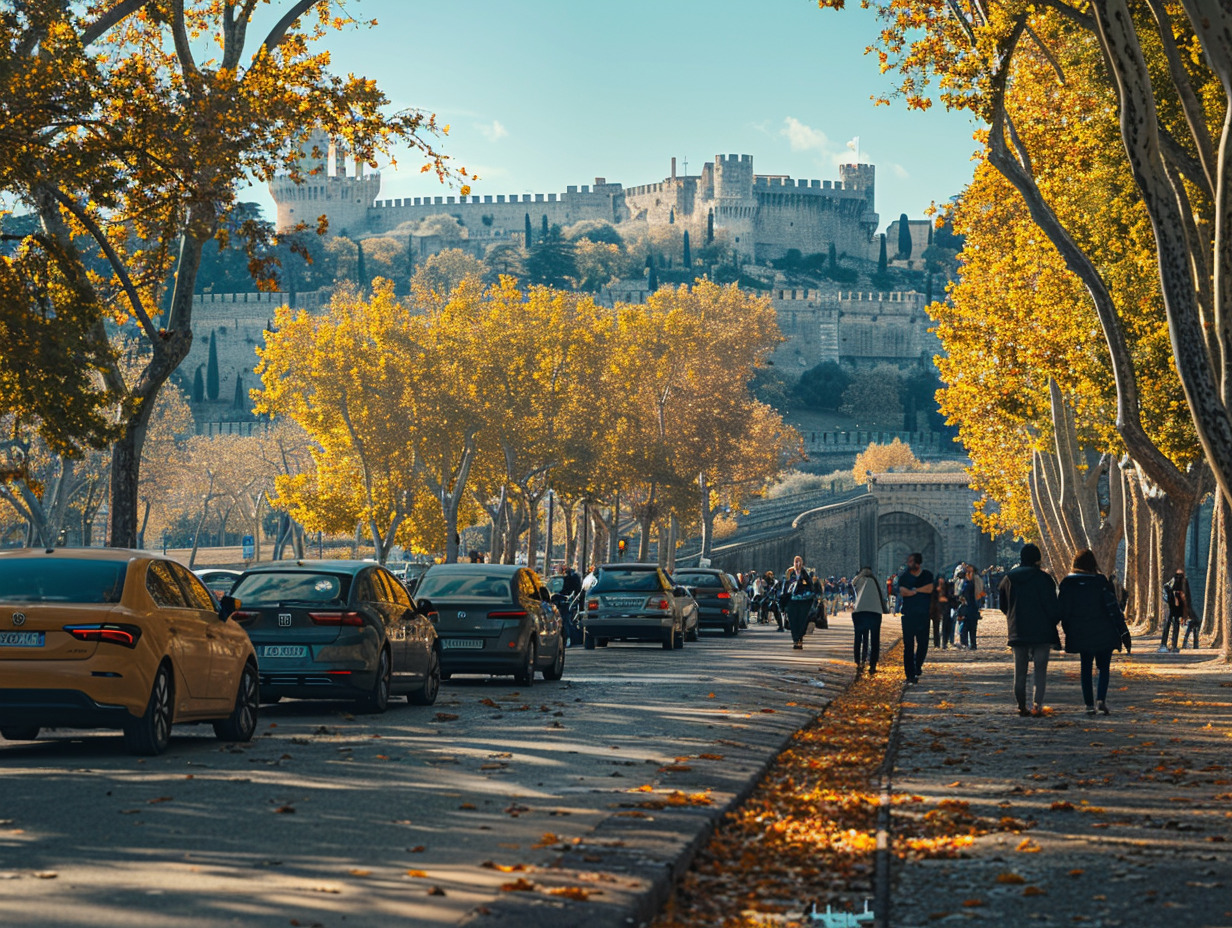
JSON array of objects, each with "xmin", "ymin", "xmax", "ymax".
[
  {"xmin": 268, "ymin": 129, "xmax": 381, "ymax": 235},
  {"xmin": 712, "ymin": 154, "xmax": 756, "ymax": 257},
  {"xmin": 838, "ymin": 162, "xmax": 876, "ymax": 213}
]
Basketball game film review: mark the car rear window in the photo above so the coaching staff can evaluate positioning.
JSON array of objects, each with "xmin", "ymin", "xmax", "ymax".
[
  {"xmin": 0, "ymin": 558, "xmax": 127, "ymax": 604},
  {"xmin": 231, "ymin": 571, "xmax": 350, "ymax": 605},
  {"xmin": 414, "ymin": 571, "xmax": 514, "ymax": 601},
  {"xmin": 673, "ymin": 572, "xmax": 722, "ymax": 587},
  {"xmin": 593, "ymin": 569, "xmax": 664, "ymax": 592}
]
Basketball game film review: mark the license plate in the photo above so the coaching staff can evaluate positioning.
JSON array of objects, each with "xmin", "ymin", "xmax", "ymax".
[
  {"xmin": 441, "ymin": 639, "xmax": 483, "ymax": 650},
  {"xmin": 0, "ymin": 631, "xmax": 44, "ymax": 647},
  {"xmin": 260, "ymin": 645, "xmax": 308, "ymax": 659},
  {"xmin": 607, "ymin": 598, "xmax": 643, "ymax": 608}
]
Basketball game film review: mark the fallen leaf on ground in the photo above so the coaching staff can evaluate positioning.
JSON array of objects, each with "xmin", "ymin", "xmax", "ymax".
[
  {"xmin": 500, "ymin": 878, "xmax": 536, "ymax": 892},
  {"xmin": 406, "ymin": 869, "xmax": 428, "ymax": 878},
  {"xmin": 997, "ymin": 873, "xmax": 1026, "ymax": 884},
  {"xmin": 547, "ymin": 886, "xmax": 592, "ymax": 900}
]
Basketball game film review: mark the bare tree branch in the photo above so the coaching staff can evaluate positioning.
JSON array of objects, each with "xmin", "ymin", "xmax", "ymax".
[{"xmin": 80, "ymin": 0, "xmax": 156, "ymax": 46}]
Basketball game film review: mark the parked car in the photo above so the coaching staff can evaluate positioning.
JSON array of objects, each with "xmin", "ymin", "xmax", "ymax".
[
  {"xmin": 0, "ymin": 548, "xmax": 258, "ymax": 755},
  {"xmin": 582, "ymin": 563, "xmax": 697, "ymax": 650},
  {"xmin": 725, "ymin": 573, "xmax": 750, "ymax": 628},
  {"xmin": 193, "ymin": 568, "xmax": 243, "ymax": 602},
  {"xmin": 388, "ymin": 562, "xmax": 431, "ymax": 594},
  {"xmin": 413, "ymin": 564, "xmax": 565, "ymax": 685},
  {"xmin": 672, "ymin": 568, "xmax": 744, "ymax": 636},
  {"xmin": 229, "ymin": 560, "xmax": 439, "ymax": 712}
]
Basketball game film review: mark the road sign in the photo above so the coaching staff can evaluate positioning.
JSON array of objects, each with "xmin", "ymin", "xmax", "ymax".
[{"xmin": 242, "ymin": 534, "xmax": 254, "ymax": 560}]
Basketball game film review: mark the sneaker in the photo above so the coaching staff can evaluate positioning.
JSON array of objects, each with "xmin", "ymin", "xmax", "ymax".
[
  {"xmin": 1098, "ymin": 701, "xmax": 1110, "ymax": 715},
  {"xmin": 1156, "ymin": 645, "xmax": 1169, "ymax": 653},
  {"xmin": 1170, "ymin": 647, "xmax": 1180, "ymax": 653},
  {"xmin": 1018, "ymin": 707, "xmax": 1031, "ymax": 717},
  {"xmin": 1086, "ymin": 706, "xmax": 1097, "ymax": 717}
]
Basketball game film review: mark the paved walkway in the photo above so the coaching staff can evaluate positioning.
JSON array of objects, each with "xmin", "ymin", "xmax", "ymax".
[{"xmin": 889, "ymin": 613, "xmax": 1232, "ymax": 927}]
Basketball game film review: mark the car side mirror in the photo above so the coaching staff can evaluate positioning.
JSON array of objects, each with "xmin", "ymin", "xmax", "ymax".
[
  {"xmin": 219, "ymin": 595, "xmax": 239, "ymax": 620},
  {"xmin": 417, "ymin": 599, "xmax": 437, "ymax": 621}
]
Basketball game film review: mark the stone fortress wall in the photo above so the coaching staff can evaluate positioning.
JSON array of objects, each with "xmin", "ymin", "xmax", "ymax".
[
  {"xmin": 269, "ymin": 142, "xmax": 880, "ymax": 266},
  {"xmin": 769, "ymin": 288, "xmax": 940, "ymax": 372}
]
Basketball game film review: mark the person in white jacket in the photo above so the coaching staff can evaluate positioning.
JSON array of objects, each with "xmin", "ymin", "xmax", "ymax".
[{"xmin": 851, "ymin": 566, "xmax": 888, "ymax": 676}]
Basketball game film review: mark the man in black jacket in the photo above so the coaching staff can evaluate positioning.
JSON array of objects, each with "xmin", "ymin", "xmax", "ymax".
[
  {"xmin": 1159, "ymin": 569, "xmax": 1191, "ymax": 653},
  {"xmin": 998, "ymin": 544, "xmax": 1060, "ymax": 716}
]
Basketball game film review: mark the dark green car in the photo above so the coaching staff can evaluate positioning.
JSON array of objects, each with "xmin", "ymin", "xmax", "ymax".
[
  {"xmin": 414, "ymin": 564, "xmax": 565, "ymax": 686},
  {"xmin": 229, "ymin": 560, "xmax": 440, "ymax": 712}
]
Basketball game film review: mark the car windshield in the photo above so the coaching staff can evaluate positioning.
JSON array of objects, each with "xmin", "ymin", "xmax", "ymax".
[
  {"xmin": 231, "ymin": 571, "xmax": 350, "ymax": 605},
  {"xmin": 415, "ymin": 571, "xmax": 514, "ymax": 601},
  {"xmin": 0, "ymin": 558, "xmax": 127, "ymax": 604},
  {"xmin": 593, "ymin": 569, "xmax": 663, "ymax": 592},
  {"xmin": 673, "ymin": 572, "xmax": 721, "ymax": 587}
]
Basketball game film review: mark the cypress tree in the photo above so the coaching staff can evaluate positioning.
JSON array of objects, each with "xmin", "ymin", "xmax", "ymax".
[
  {"xmin": 927, "ymin": 222, "xmax": 934, "ymax": 246},
  {"xmin": 206, "ymin": 331, "xmax": 219, "ymax": 401},
  {"xmin": 682, "ymin": 230, "xmax": 691, "ymax": 268},
  {"xmin": 646, "ymin": 255, "xmax": 658, "ymax": 292},
  {"xmin": 897, "ymin": 212, "xmax": 912, "ymax": 259},
  {"xmin": 524, "ymin": 212, "xmax": 533, "ymax": 247},
  {"xmin": 541, "ymin": 214, "xmax": 549, "ymax": 241},
  {"xmin": 828, "ymin": 242, "xmax": 837, "ymax": 272},
  {"xmin": 877, "ymin": 234, "xmax": 888, "ymax": 275},
  {"xmin": 926, "ymin": 271, "xmax": 934, "ymax": 304},
  {"xmin": 192, "ymin": 366, "xmax": 205, "ymax": 403},
  {"xmin": 232, "ymin": 375, "xmax": 245, "ymax": 411},
  {"xmin": 706, "ymin": 208, "xmax": 714, "ymax": 244},
  {"xmin": 355, "ymin": 240, "xmax": 367, "ymax": 289},
  {"xmin": 669, "ymin": 207, "xmax": 675, "ymax": 225}
]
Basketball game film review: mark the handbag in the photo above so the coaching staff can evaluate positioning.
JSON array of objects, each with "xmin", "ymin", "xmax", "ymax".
[{"xmin": 1102, "ymin": 578, "xmax": 1131, "ymax": 652}]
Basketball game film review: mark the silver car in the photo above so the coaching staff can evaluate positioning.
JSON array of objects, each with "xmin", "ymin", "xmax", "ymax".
[{"xmin": 582, "ymin": 563, "xmax": 697, "ymax": 650}]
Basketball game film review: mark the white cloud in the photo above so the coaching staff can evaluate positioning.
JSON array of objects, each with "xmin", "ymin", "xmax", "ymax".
[
  {"xmin": 781, "ymin": 116, "xmax": 832, "ymax": 154},
  {"xmin": 476, "ymin": 119, "xmax": 508, "ymax": 142},
  {"xmin": 889, "ymin": 162, "xmax": 910, "ymax": 179}
]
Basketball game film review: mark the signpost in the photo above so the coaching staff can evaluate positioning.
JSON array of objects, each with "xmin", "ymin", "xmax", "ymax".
[{"xmin": 242, "ymin": 534, "xmax": 255, "ymax": 562}]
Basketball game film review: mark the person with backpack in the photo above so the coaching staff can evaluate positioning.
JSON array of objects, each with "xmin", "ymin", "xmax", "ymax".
[
  {"xmin": 851, "ymin": 565, "xmax": 887, "ymax": 677},
  {"xmin": 782, "ymin": 556, "xmax": 818, "ymax": 650},
  {"xmin": 999, "ymin": 544, "xmax": 1060, "ymax": 716},
  {"xmin": 1058, "ymin": 548, "xmax": 1131, "ymax": 715}
]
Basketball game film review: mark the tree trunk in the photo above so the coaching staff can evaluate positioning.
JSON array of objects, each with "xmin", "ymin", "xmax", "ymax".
[
  {"xmin": 698, "ymin": 472, "xmax": 716, "ymax": 560},
  {"xmin": 638, "ymin": 509, "xmax": 653, "ymax": 561},
  {"xmin": 667, "ymin": 515, "xmax": 678, "ymax": 571},
  {"xmin": 562, "ymin": 499, "xmax": 576, "ymax": 569},
  {"xmin": 188, "ymin": 499, "xmax": 209, "ymax": 569},
  {"xmin": 526, "ymin": 497, "xmax": 540, "ymax": 571},
  {"xmin": 591, "ymin": 510, "xmax": 607, "ymax": 569}
]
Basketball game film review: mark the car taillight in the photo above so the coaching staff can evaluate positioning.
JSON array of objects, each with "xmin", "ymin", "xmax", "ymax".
[
  {"xmin": 309, "ymin": 611, "xmax": 365, "ymax": 626},
  {"xmin": 587, "ymin": 599, "xmax": 599, "ymax": 611},
  {"xmin": 486, "ymin": 611, "xmax": 528, "ymax": 620},
  {"xmin": 716, "ymin": 591, "xmax": 731, "ymax": 599},
  {"xmin": 231, "ymin": 610, "xmax": 259, "ymax": 623},
  {"xmin": 647, "ymin": 598, "xmax": 670, "ymax": 610},
  {"xmin": 63, "ymin": 624, "xmax": 141, "ymax": 648}
]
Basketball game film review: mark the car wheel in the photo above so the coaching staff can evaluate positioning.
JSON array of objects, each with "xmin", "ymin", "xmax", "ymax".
[
  {"xmin": 674, "ymin": 627, "xmax": 685, "ymax": 649},
  {"xmin": 583, "ymin": 632, "xmax": 596, "ymax": 650},
  {"xmin": 514, "ymin": 641, "xmax": 537, "ymax": 687},
  {"xmin": 124, "ymin": 663, "xmax": 173, "ymax": 756},
  {"xmin": 0, "ymin": 726, "xmax": 39, "ymax": 741},
  {"xmin": 542, "ymin": 641, "xmax": 566, "ymax": 681},
  {"xmin": 213, "ymin": 663, "xmax": 259, "ymax": 742},
  {"xmin": 596, "ymin": 637, "xmax": 608, "ymax": 647},
  {"xmin": 686, "ymin": 624, "xmax": 699, "ymax": 642},
  {"xmin": 409, "ymin": 648, "xmax": 441, "ymax": 706},
  {"xmin": 723, "ymin": 622, "xmax": 736, "ymax": 637},
  {"xmin": 358, "ymin": 649, "xmax": 391, "ymax": 714},
  {"xmin": 662, "ymin": 627, "xmax": 676, "ymax": 650}
]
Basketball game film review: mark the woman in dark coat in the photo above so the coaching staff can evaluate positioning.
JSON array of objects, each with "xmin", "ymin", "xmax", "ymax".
[
  {"xmin": 782, "ymin": 555, "xmax": 817, "ymax": 650},
  {"xmin": 1058, "ymin": 548, "xmax": 1130, "ymax": 715}
]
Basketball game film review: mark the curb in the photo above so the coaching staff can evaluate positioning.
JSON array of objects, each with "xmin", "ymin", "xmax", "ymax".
[{"xmin": 873, "ymin": 676, "xmax": 906, "ymax": 928}]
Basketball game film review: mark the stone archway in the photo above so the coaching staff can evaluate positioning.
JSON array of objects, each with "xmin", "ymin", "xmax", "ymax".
[{"xmin": 877, "ymin": 511, "xmax": 942, "ymax": 580}]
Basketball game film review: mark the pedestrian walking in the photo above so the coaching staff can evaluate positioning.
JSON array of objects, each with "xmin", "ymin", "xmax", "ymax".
[
  {"xmin": 1058, "ymin": 548, "xmax": 1131, "ymax": 716},
  {"xmin": 930, "ymin": 576, "xmax": 953, "ymax": 648},
  {"xmin": 783, "ymin": 556, "xmax": 817, "ymax": 650},
  {"xmin": 761, "ymin": 570, "xmax": 784, "ymax": 629},
  {"xmin": 1159, "ymin": 568, "xmax": 1192, "ymax": 653},
  {"xmin": 999, "ymin": 543, "xmax": 1060, "ymax": 717},
  {"xmin": 851, "ymin": 565, "xmax": 886, "ymax": 677},
  {"xmin": 896, "ymin": 552, "xmax": 935, "ymax": 683},
  {"xmin": 1181, "ymin": 610, "xmax": 1201, "ymax": 650},
  {"xmin": 956, "ymin": 563, "xmax": 983, "ymax": 649}
]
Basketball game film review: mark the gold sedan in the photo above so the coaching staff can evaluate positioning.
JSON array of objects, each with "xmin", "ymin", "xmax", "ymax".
[{"xmin": 0, "ymin": 548, "xmax": 258, "ymax": 755}]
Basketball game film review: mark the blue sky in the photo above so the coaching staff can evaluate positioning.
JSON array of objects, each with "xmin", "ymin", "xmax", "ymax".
[{"xmin": 243, "ymin": 0, "xmax": 981, "ymax": 228}]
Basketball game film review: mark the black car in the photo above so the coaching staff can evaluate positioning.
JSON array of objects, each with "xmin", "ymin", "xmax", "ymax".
[
  {"xmin": 229, "ymin": 560, "xmax": 440, "ymax": 712},
  {"xmin": 413, "ymin": 564, "xmax": 565, "ymax": 686},
  {"xmin": 673, "ymin": 568, "xmax": 742, "ymax": 636}
]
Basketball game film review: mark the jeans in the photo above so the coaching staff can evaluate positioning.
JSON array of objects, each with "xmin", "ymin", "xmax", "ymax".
[
  {"xmin": 1181, "ymin": 622, "xmax": 1200, "ymax": 649},
  {"xmin": 902, "ymin": 618, "xmax": 929, "ymax": 679},
  {"xmin": 960, "ymin": 616, "xmax": 979, "ymax": 649},
  {"xmin": 941, "ymin": 611, "xmax": 956, "ymax": 648},
  {"xmin": 1012, "ymin": 643, "xmax": 1051, "ymax": 709},
  {"xmin": 1080, "ymin": 650, "xmax": 1111, "ymax": 706},
  {"xmin": 1160, "ymin": 613, "xmax": 1183, "ymax": 649},
  {"xmin": 852, "ymin": 611, "xmax": 881, "ymax": 671}
]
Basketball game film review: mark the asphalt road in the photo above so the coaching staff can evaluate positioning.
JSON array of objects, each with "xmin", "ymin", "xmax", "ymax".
[{"xmin": 0, "ymin": 622, "xmax": 846, "ymax": 928}]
